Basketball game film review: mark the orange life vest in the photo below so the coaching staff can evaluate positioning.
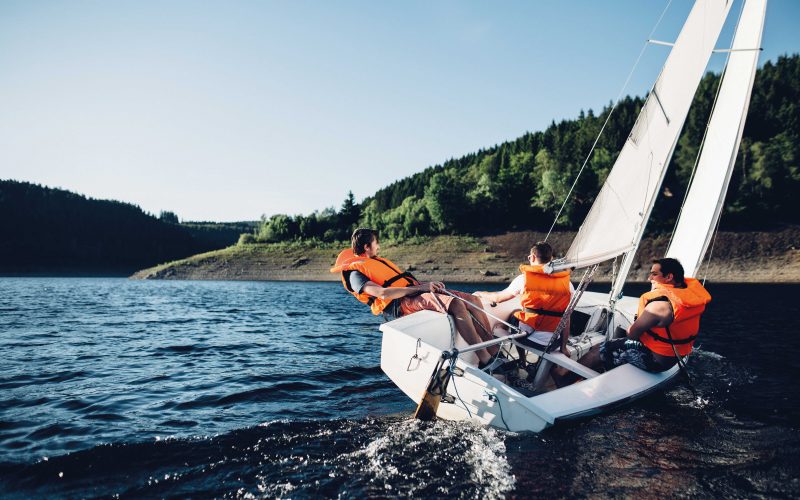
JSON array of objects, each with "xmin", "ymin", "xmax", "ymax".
[
  {"xmin": 330, "ymin": 248, "xmax": 418, "ymax": 315},
  {"xmin": 638, "ymin": 278, "xmax": 712, "ymax": 357},
  {"xmin": 513, "ymin": 264, "xmax": 571, "ymax": 332}
]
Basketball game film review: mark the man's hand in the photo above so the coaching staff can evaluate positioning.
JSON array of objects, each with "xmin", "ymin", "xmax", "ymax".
[{"xmin": 418, "ymin": 281, "xmax": 444, "ymax": 293}]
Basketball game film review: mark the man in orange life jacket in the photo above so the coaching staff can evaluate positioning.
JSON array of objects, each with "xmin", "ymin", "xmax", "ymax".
[
  {"xmin": 331, "ymin": 228, "xmax": 504, "ymax": 370},
  {"xmin": 474, "ymin": 242, "xmax": 573, "ymax": 357},
  {"xmin": 601, "ymin": 258, "xmax": 711, "ymax": 373}
]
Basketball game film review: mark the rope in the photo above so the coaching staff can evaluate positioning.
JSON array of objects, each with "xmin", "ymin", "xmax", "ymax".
[
  {"xmin": 486, "ymin": 391, "xmax": 510, "ymax": 431},
  {"xmin": 545, "ymin": 0, "xmax": 675, "ymax": 242},
  {"xmin": 469, "ymin": 310, "xmax": 494, "ymax": 338},
  {"xmin": 449, "ymin": 360, "xmax": 473, "ymax": 419},
  {"xmin": 441, "ymin": 289, "xmax": 523, "ymax": 335},
  {"xmin": 468, "ymin": 309, "xmax": 508, "ymax": 369},
  {"xmin": 432, "ymin": 290, "xmax": 504, "ymax": 420},
  {"xmin": 433, "ymin": 290, "xmax": 506, "ymax": 365},
  {"xmin": 665, "ymin": 325, "xmax": 699, "ymax": 398},
  {"xmin": 701, "ymin": 207, "xmax": 724, "ymax": 286},
  {"xmin": 440, "ymin": 290, "xmax": 531, "ymax": 376}
]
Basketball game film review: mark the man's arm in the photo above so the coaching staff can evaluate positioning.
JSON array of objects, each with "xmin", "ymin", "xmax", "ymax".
[
  {"xmin": 473, "ymin": 289, "xmax": 518, "ymax": 304},
  {"xmin": 627, "ymin": 301, "xmax": 673, "ymax": 340},
  {"xmin": 361, "ymin": 281, "xmax": 435, "ymax": 301}
]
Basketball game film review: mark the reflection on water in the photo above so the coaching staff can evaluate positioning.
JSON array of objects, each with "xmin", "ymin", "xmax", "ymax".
[{"xmin": 0, "ymin": 278, "xmax": 798, "ymax": 497}]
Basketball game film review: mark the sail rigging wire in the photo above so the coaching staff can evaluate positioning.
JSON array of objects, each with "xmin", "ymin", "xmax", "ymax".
[
  {"xmin": 666, "ymin": 0, "xmax": 746, "ymax": 253},
  {"xmin": 527, "ymin": 265, "xmax": 598, "ymax": 382},
  {"xmin": 700, "ymin": 204, "xmax": 724, "ymax": 285},
  {"xmin": 544, "ymin": 0, "xmax": 675, "ymax": 242},
  {"xmin": 442, "ymin": 289, "xmax": 523, "ymax": 335}
]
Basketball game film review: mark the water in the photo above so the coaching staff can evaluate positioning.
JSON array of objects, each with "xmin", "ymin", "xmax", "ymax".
[{"xmin": 0, "ymin": 278, "xmax": 798, "ymax": 498}]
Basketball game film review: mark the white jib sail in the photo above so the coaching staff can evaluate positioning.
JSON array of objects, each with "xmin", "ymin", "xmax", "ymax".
[
  {"xmin": 666, "ymin": 0, "xmax": 767, "ymax": 278},
  {"xmin": 551, "ymin": 0, "xmax": 733, "ymax": 272}
]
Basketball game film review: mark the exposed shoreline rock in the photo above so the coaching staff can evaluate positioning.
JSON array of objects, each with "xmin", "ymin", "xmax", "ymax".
[{"xmin": 130, "ymin": 228, "xmax": 800, "ymax": 284}]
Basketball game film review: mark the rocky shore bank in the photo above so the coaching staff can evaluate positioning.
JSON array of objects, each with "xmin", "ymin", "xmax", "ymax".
[{"xmin": 130, "ymin": 228, "xmax": 800, "ymax": 284}]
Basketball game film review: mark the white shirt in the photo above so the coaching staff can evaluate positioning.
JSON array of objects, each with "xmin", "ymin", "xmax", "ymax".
[
  {"xmin": 504, "ymin": 273, "xmax": 575, "ymax": 297},
  {"xmin": 503, "ymin": 274, "xmax": 526, "ymax": 296}
]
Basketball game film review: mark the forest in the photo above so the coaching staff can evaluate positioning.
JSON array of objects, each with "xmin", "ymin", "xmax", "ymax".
[
  {"xmin": 0, "ymin": 181, "xmax": 250, "ymax": 273},
  {"xmin": 2, "ymin": 56, "xmax": 797, "ymax": 273},
  {"xmin": 255, "ymin": 54, "xmax": 799, "ymax": 243}
]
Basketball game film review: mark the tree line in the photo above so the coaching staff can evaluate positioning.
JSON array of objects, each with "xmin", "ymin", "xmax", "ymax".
[
  {"xmin": 0, "ymin": 180, "xmax": 250, "ymax": 273},
  {"xmin": 255, "ymin": 54, "xmax": 800, "ymax": 243}
]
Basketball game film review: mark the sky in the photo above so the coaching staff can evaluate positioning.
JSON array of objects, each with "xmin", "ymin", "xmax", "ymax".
[{"xmin": 1, "ymin": 0, "xmax": 798, "ymax": 222}]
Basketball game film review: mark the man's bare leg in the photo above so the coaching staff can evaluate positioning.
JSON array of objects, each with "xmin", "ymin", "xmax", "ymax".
[
  {"xmin": 465, "ymin": 296, "xmax": 494, "ymax": 341},
  {"xmin": 448, "ymin": 300, "xmax": 494, "ymax": 362},
  {"xmin": 577, "ymin": 345, "xmax": 603, "ymax": 370},
  {"xmin": 446, "ymin": 292, "xmax": 498, "ymax": 356},
  {"xmin": 452, "ymin": 300, "xmax": 499, "ymax": 356}
]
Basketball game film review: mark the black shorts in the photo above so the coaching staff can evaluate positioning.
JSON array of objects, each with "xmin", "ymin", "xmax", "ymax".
[
  {"xmin": 600, "ymin": 338, "xmax": 678, "ymax": 373},
  {"xmin": 381, "ymin": 300, "xmax": 403, "ymax": 322}
]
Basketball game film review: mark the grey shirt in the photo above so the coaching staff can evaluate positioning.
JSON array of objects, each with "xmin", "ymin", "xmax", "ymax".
[{"xmin": 347, "ymin": 270, "xmax": 403, "ymax": 320}]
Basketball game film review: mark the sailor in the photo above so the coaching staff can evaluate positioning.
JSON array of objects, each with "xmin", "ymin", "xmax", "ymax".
[
  {"xmin": 601, "ymin": 258, "xmax": 712, "ymax": 372},
  {"xmin": 473, "ymin": 242, "xmax": 579, "ymax": 390},
  {"xmin": 331, "ymin": 228, "xmax": 506, "ymax": 371},
  {"xmin": 515, "ymin": 242, "xmax": 573, "ymax": 355},
  {"xmin": 476, "ymin": 242, "xmax": 573, "ymax": 355}
]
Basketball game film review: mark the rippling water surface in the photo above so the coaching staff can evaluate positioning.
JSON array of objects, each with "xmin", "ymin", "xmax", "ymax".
[{"xmin": 0, "ymin": 278, "xmax": 798, "ymax": 497}]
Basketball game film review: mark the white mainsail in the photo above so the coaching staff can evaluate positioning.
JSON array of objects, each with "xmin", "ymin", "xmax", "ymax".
[
  {"xmin": 666, "ymin": 0, "xmax": 767, "ymax": 277},
  {"xmin": 551, "ymin": 0, "xmax": 733, "ymax": 272}
]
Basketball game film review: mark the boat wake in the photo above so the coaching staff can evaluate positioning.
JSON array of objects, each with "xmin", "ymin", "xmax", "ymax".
[
  {"xmin": 347, "ymin": 419, "xmax": 514, "ymax": 498},
  {"xmin": 0, "ymin": 417, "xmax": 515, "ymax": 498}
]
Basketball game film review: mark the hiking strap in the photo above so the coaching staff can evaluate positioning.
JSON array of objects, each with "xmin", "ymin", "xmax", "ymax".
[{"xmin": 522, "ymin": 307, "xmax": 564, "ymax": 317}]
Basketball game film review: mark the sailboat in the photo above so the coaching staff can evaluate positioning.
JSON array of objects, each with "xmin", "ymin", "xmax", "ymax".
[{"xmin": 378, "ymin": 0, "xmax": 766, "ymax": 432}]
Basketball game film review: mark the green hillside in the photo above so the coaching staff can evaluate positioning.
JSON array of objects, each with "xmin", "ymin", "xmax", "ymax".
[{"xmin": 257, "ymin": 54, "xmax": 800, "ymax": 242}]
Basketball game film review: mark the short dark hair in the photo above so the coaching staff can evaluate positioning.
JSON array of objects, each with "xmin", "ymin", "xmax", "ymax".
[
  {"xmin": 653, "ymin": 257, "xmax": 685, "ymax": 285},
  {"xmin": 532, "ymin": 241, "xmax": 554, "ymax": 263},
  {"xmin": 351, "ymin": 228, "xmax": 378, "ymax": 255}
]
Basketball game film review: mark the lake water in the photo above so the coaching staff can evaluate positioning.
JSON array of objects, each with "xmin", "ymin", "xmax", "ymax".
[{"xmin": 0, "ymin": 278, "xmax": 798, "ymax": 497}]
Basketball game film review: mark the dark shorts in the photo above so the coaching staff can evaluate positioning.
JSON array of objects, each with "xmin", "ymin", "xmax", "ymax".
[
  {"xmin": 600, "ymin": 338, "xmax": 678, "ymax": 373},
  {"xmin": 381, "ymin": 300, "xmax": 403, "ymax": 322},
  {"xmin": 382, "ymin": 290, "xmax": 473, "ymax": 322}
]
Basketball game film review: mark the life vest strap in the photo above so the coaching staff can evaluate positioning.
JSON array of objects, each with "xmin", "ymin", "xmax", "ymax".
[
  {"xmin": 642, "ymin": 296, "xmax": 696, "ymax": 344},
  {"xmin": 373, "ymin": 257, "xmax": 403, "ymax": 274},
  {"xmin": 522, "ymin": 307, "xmax": 564, "ymax": 317},
  {"xmin": 645, "ymin": 329, "xmax": 697, "ymax": 345},
  {"xmin": 645, "ymin": 295, "xmax": 670, "ymax": 306},
  {"xmin": 382, "ymin": 271, "xmax": 416, "ymax": 288}
]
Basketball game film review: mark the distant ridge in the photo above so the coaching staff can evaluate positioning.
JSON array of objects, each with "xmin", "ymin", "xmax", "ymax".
[{"xmin": 0, "ymin": 180, "xmax": 250, "ymax": 275}]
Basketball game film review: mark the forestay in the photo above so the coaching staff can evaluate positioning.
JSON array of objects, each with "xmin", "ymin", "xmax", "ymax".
[
  {"xmin": 666, "ymin": 0, "xmax": 767, "ymax": 277},
  {"xmin": 550, "ymin": 0, "xmax": 733, "ymax": 272}
]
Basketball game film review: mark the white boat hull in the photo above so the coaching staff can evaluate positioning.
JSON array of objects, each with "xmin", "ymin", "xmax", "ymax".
[{"xmin": 379, "ymin": 297, "xmax": 681, "ymax": 433}]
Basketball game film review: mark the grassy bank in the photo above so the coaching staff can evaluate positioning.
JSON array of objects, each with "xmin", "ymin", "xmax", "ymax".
[{"xmin": 131, "ymin": 228, "xmax": 800, "ymax": 283}]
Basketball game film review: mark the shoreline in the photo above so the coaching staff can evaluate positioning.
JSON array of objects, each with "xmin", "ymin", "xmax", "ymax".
[{"xmin": 130, "ymin": 228, "xmax": 800, "ymax": 284}]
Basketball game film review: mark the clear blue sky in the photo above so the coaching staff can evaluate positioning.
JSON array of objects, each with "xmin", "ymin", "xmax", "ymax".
[{"xmin": 1, "ymin": 0, "xmax": 797, "ymax": 222}]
